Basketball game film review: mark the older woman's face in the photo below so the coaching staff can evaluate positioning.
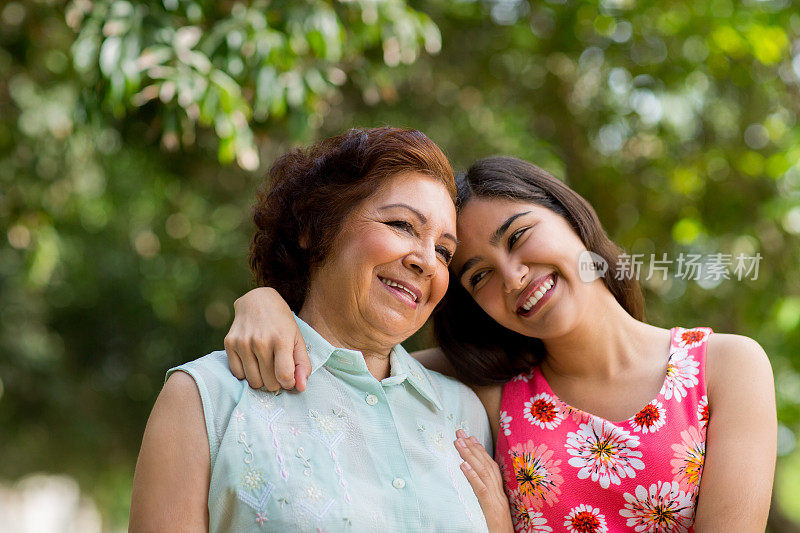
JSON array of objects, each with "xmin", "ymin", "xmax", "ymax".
[{"xmin": 309, "ymin": 172, "xmax": 456, "ymax": 343}]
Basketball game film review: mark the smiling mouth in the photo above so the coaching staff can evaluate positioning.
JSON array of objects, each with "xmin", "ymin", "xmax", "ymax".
[
  {"xmin": 378, "ymin": 276, "xmax": 420, "ymax": 305},
  {"xmin": 516, "ymin": 273, "xmax": 557, "ymax": 315}
]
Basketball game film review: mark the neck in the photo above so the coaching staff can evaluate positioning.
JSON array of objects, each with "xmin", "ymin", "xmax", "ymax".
[
  {"xmin": 539, "ymin": 287, "xmax": 659, "ymax": 380},
  {"xmin": 298, "ymin": 298, "xmax": 394, "ymax": 381}
]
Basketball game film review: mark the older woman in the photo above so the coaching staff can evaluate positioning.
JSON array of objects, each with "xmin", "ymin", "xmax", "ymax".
[{"xmin": 129, "ymin": 128, "xmax": 497, "ymax": 532}]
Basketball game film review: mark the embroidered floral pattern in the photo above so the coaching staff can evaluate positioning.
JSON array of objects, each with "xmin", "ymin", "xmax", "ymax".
[
  {"xmin": 500, "ymin": 411, "xmax": 513, "ymax": 436},
  {"xmin": 618, "ymin": 481, "xmax": 694, "ymax": 532},
  {"xmin": 238, "ymin": 431, "xmax": 255, "ymax": 464},
  {"xmin": 660, "ymin": 349, "xmax": 699, "ymax": 402},
  {"xmin": 241, "ymin": 468, "xmax": 266, "ymax": 490},
  {"xmin": 563, "ymin": 504, "xmax": 608, "ymax": 533},
  {"xmin": 674, "ymin": 328, "xmax": 709, "ymax": 349},
  {"xmin": 507, "ymin": 440, "xmax": 563, "ymax": 508},
  {"xmin": 629, "ymin": 400, "xmax": 666, "ymax": 434},
  {"xmin": 670, "ymin": 426, "xmax": 705, "ymax": 491},
  {"xmin": 696, "ymin": 396, "xmax": 709, "ymax": 430},
  {"xmin": 297, "ymin": 483, "xmax": 335, "ymax": 520},
  {"xmin": 308, "ymin": 408, "xmax": 350, "ymax": 502},
  {"xmin": 508, "ymin": 489, "xmax": 554, "ymax": 532},
  {"xmin": 565, "ymin": 419, "xmax": 645, "ymax": 489},
  {"xmin": 236, "ymin": 477, "xmax": 274, "ymax": 515},
  {"xmin": 524, "ymin": 393, "xmax": 566, "ymax": 431},
  {"xmin": 420, "ymin": 423, "xmax": 475, "ymax": 521},
  {"xmin": 248, "ymin": 388, "xmax": 281, "ymax": 410},
  {"xmin": 296, "ymin": 447, "xmax": 313, "ymax": 476},
  {"xmin": 309, "ymin": 409, "xmax": 344, "ymax": 436}
]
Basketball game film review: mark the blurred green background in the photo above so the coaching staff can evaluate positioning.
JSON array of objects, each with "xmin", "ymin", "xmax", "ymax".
[{"xmin": 2, "ymin": 0, "xmax": 799, "ymax": 530}]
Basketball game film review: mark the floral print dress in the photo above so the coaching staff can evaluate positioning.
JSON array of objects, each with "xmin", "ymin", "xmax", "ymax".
[{"xmin": 495, "ymin": 327, "xmax": 711, "ymax": 533}]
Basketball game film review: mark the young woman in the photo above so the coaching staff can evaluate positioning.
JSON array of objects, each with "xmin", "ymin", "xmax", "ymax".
[{"xmin": 225, "ymin": 156, "xmax": 776, "ymax": 532}]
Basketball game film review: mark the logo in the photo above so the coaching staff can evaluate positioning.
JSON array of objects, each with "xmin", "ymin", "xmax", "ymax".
[{"xmin": 577, "ymin": 251, "xmax": 608, "ymax": 282}]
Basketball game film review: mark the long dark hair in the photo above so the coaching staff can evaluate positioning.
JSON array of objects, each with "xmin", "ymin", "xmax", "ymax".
[{"xmin": 433, "ymin": 156, "xmax": 643, "ymax": 386}]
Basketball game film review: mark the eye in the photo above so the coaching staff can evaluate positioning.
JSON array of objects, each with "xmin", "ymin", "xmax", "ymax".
[
  {"xmin": 468, "ymin": 270, "xmax": 489, "ymax": 288},
  {"xmin": 386, "ymin": 220, "xmax": 414, "ymax": 233},
  {"xmin": 435, "ymin": 245, "xmax": 453, "ymax": 264},
  {"xmin": 507, "ymin": 227, "xmax": 527, "ymax": 250}
]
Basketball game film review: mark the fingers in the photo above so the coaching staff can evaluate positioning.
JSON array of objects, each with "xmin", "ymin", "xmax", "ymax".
[
  {"xmin": 224, "ymin": 335, "xmax": 245, "ymax": 380},
  {"xmin": 274, "ymin": 339, "xmax": 296, "ymax": 390},
  {"xmin": 455, "ymin": 430, "xmax": 512, "ymax": 533},
  {"xmin": 293, "ymin": 334, "xmax": 311, "ymax": 392},
  {"xmin": 455, "ymin": 431, "xmax": 498, "ymax": 489},
  {"xmin": 225, "ymin": 334, "xmax": 264, "ymax": 389},
  {"xmin": 252, "ymin": 337, "xmax": 279, "ymax": 391}
]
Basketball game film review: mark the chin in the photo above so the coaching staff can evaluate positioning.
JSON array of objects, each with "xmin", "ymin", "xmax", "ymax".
[{"xmin": 370, "ymin": 311, "xmax": 419, "ymax": 339}]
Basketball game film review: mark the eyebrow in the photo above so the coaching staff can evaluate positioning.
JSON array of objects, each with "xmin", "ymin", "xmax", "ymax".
[
  {"xmin": 490, "ymin": 211, "xmax": 531, "ymax": 245},
  {"xmin": 457, "ymin": 257, "xmax": 481, "ymax": 281},
  {"xmin": 379, "ymin": 203, "xmax": 458, "ymax": 244},
  {"xmin": 457, "ymin": 211, "xmax": 532, "ymax": 281}
]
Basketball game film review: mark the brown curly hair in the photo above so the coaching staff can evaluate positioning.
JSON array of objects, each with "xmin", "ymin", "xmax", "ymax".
[{"xmin": 249, "ymin": 127, "xmax": 455, "ymax": 312}]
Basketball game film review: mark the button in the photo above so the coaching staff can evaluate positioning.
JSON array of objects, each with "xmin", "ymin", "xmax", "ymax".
[
  {"xmin": 392, "ymin": 477, "xmax": 406, "ymax": 489},
  {"xmin": 365, "ymin": 394, "xmax": 378, "ymax": 406}
]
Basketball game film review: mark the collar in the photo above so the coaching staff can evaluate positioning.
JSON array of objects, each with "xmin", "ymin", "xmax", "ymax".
[{"xmin": 294, "ymin": 314, "xmax": 444, "ymax": 411}]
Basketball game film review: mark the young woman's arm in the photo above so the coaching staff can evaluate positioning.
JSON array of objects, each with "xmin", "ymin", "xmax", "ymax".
[
  {"xmin": 692, "ymin": 333, "xmax": 776, "ymax": 531},
  {"xmin": 225, "ymin": 287, "xmax": 311, "ymax": 391},
  {"xmin": 129, "ymin": 372, "xmax": 210, "ymax": 531}
]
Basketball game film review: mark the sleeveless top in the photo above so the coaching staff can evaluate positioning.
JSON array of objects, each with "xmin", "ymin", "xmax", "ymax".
[
  {"xmin": 168, "ymin": 315, "xmax": 491, "ymax": 532},
  {"xmin": 495, "ymin": 327, "xmax": 711, "ymax": 533}
]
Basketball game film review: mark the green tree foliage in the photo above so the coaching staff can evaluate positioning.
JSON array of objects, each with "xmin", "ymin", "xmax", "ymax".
[{"xmin": 1, "ymin": 0, "xmax": 799, "ymax": 528}]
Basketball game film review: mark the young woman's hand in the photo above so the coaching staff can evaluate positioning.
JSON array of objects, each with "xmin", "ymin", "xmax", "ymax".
[
  {"xmin": 224, "ymin": 287, "xmax": 311, "ymax": 391},
  {"xmin": 454, "ymin": 429, "xmax": 514, "ymax": 533}
]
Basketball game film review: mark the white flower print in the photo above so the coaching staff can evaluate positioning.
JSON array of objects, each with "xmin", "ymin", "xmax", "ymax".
[
  {"xmin": 696, "ymin": 395, "xmax": 709, "ymax": 430},
  {"xmin": 660, "ymin": 348, "xmax": 699, "ymax": 402},
  {"xmin": 512, "ymin": 369, "xmax": 536, "ymax": 382},
  {"xmin": 671, "ymin": 426, "xmax": 705, "ymax": 492},
  {"xmin": 524, "ymin": 393, "xmax": 566, "ymax": 431},
  {"xmin": 508, "ymin": 489, "xmax": 553, "ymax": 533},
  {"xmin": 565, "ymin": 419, "xmax": 645, "ymax": 489},
  {"xmin": 673, "ymin": 328, "xmax": 709, "ymax": 349},
  {"xmin": 555, "ymin": 398, "xmax": 590, "ymax": 424},
  {"xmin": 629, "ymin": 400, "xmax": 667, "ymax": 434},
  {"xmin": 500, "ymin": 410, "xmax": 513, "ymax": 436},
  {"xmin": 563, "ymin": 504, "xmax": 608, "ymax": 533},
  {"xmin": 619, "ymin": 481, "xmax": 694, "ymax": 532}
]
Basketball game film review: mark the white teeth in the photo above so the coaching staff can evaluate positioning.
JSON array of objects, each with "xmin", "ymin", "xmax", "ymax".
[
  {"xmin": 519, "ymin": 277, "xmax": 555, "ymax": 312},
  {"xmin": 380, "ymin": 277, "xmax": 418, "ymax": 302}
]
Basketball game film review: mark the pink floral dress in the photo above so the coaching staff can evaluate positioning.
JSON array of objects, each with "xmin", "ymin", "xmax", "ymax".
[{"xmin": 495, "ymin": 327, "xmax": 711, "ymax": 533}]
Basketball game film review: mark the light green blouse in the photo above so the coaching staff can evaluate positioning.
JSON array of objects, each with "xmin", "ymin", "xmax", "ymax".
[{"xmin": 169, "ymin": 315, "xmax": 492, "ymax": 532}]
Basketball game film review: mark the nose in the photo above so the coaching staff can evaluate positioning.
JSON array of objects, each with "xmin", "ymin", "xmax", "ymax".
[
  {"xmin": 501, "ymin": 261, "xmax": 528, "ymax": 293},
  {"xmin": 402, "ymin": 242, "xmax": 437, "ymax": 277}
]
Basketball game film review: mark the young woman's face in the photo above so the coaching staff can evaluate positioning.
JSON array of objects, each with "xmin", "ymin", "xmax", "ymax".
[{"xmin": 451, "ymin": 196, "xmax": 592, "ymax": 339}]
